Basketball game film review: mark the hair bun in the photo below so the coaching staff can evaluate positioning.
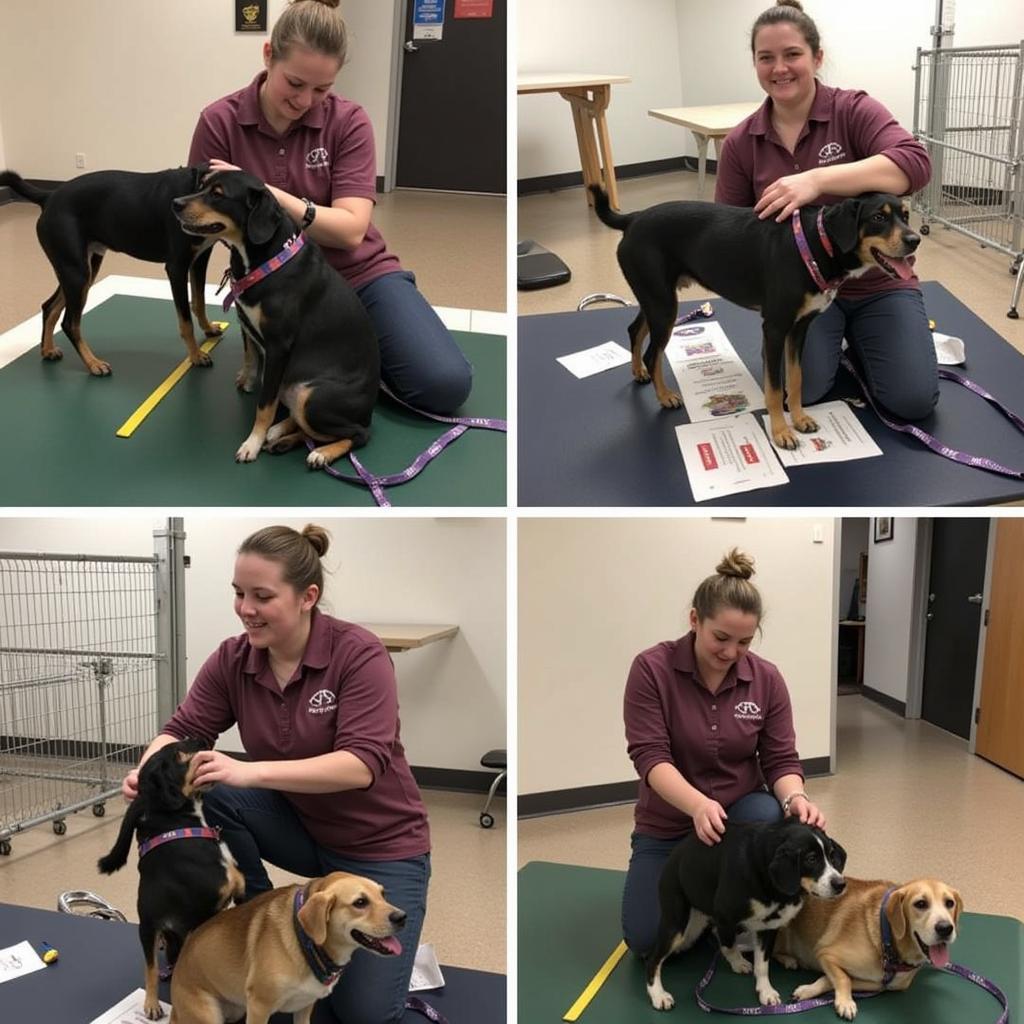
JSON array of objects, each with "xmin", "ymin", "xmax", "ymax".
[
  {"xmin": 776, "ymin": 0, "xmax": 805, "ymax": 10},
  {"xmin": 716, "ymin": 548, "xmax": 755, "ymax": 580},
  {"xmin": 301, "ymin": 524, "xmax": 331, "ymax": 558},
  {"xmin": 304, "ymin": 0, "xmax": 341, "ymax": 8}
]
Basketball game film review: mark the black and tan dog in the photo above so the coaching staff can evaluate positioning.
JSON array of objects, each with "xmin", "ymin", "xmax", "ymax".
[
  {"xmin": 98, "ymin": 739, "xmax": 244, "ymax": 1020},
  {"xmin": 0, "ymin": 166, "xmax": 221, "ymax": 376},
  {"xmin": 774, "ymin": 876, "xmax": 962, "ymax": 1020},
  {"xmin": 647, "ymin": 818, "xmax": 848, "ymax": 1010},
  {"xmin": 591, "ymin": 186, "xmax": 920, "ymax": 449},
  {"xmin": 172, "ymin": 170, "xmax": 379, "ymax": 467},
  {"xmin": 169, "ymin": 872, "xmax": 406, "ymax": 1024}
]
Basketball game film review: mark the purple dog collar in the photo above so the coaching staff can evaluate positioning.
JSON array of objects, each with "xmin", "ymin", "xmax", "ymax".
[
  {"xmin": 221, "ymin": 233, "xmax": 306, "ymax": 311},
  {"xmin": 792, "ymin": 209, "xmax": 844, "ymax": 294},
  {"xmin": 137, "ymin": 826, "xmax": 220, "ymax": 859}
]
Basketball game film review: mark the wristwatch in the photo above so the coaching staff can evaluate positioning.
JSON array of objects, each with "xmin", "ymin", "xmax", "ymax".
[{"xmin": 300, "ymin": 197, "xmax": 316, "ymax": 229}]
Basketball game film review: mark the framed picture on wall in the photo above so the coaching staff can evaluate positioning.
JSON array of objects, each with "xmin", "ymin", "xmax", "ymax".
[{"xmin": 874, "ymin": 517, "xmax": 894, "ymax": 543}]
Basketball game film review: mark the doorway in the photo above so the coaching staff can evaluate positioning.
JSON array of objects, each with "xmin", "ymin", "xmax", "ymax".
[{"xmin": 395, "ymin": 0, "xmax": 506, "ymax": 193}]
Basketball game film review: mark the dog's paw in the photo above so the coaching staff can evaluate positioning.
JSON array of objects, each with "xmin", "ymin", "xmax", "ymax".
[
  {"xmin": 235, "ymin": 436, "xmax": 263, "ymax": 462},
  {"xmin": 235, "ymin": 367, "xmax": 256, "ymax": 392},
  {"xmin": 646, "ymin": 986, "xmax": 675, "ymax": 1011},
  {"xmin": 792, "ymin": 412, "xmax": 818, "ymax": 434},
  {"xmin": 87, "ymin": 359, "xmax": 113, "ymax": 377},
  {"xmin": 834, "ymin": 996, "xmax": 857, "ymax": 1020},
  {"xmin": 190, "ymin": 349, "xmax": 213, "ymax": 367},
  {"xmin": 793, "ymin": 983, "xmax": 818, "ymax": 1000},
  {"xmin": 657, "ymin": 390, "xmax": 684, "ymax": 409},
  {"xmin": 633, "ymin": 367, "xmax": 651, "ymax": 384},
  {"xmin": 41, "ymin": 348, "xmax": 64, "ymax": 361},
  {"xmin": 757, "ymin": 984, "xmax": 782, "ymax": 1007},
  {"xmin": 723, "ymin": 951, "xmax": 753, "ymax": 975},
  {"xmin": 203, "ymin": 323, "xmax": 225, "ymax": 337},
  {"xmin": 774, "ymin": 953, "xmax": 799, "ymax": 970},
  {"xmin": 772, "ymin": 427, "xmax": 799, "ymax": 450},
  {"xmin": 143, "ymin": 998, "xmax": 165, "ymax": 1020}
]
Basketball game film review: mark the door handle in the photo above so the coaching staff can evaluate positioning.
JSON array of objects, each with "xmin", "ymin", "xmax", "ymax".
[
  {"xmin": 926, "ymin": 612, "xmax": 934, "ymax": 621},
  {"xmin": 404, "ymin": 40, "xmax": 419, "ymax": 52},
  {"xmin": 967, "ymin": 593, "xmax": 983, "ymax": 604}
]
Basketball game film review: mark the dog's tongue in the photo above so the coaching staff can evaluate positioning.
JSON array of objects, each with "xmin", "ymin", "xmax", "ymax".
[
  {"xmin": 380, "ymin": 935, "xmax": 403, "ymax": 956},
  {"xmin": 890, "ymin": 256, "xmax": 915, "ymax": 281},
  {"xmin": 928, "ymin": 943, "xmax": 949, "ymax": 967}
]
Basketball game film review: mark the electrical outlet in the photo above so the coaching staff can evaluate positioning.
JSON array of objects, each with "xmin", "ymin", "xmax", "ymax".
[{"xmin": 75, "ymin": 153, "xmax": 86, "ymax": 169}]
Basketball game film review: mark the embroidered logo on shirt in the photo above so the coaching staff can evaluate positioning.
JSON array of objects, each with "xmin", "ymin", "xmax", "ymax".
[
  {"xmin": 735, "ymin": 700, "xmax": 763, "ymax": 720},
  {"xmin": 818, "ymin": 141, "xmax": 846, "ymax": 165},
  {"xmin": 308, "ymin": 689, "xmax": 337, "ymax": 714},
  {"xmin": 305, "ymin": 147, "xmax": 329, "ymax": 170}
]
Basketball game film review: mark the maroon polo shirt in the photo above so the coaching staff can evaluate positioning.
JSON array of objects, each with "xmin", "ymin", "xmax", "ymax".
[
  {"xmin": 163, "ymin": 609, "xmax": 430, "ymax": 861},
  {"xmin": 188, "ymin": 72, "xmax": 403, "ymax": 290},
  {"xmin": 714, "ymin": 82, "xmax": 931, "ymax": 300},
  {"xmin": 624, "ymin": 632, "xmax": 802, "ymax": 839}
]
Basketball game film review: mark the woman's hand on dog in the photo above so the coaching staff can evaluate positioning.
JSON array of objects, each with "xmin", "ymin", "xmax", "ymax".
[
  {"xmin": 122, "ymin": 770, "xmax": 140, "ymax": 801},
  {"xmin": 693, "ymin": 797, "xmax": 728, "ymax": 845},
  {"xmin": 190, "ymin": 749, "xmax": 256, "ymax": 789},
  {"xmin": 785, "ymin": 794, "xmax": 827, "ymax": 830},
  {"xmin": 755, "ymin": 170, "xmax": 822, "ymax": 222}
]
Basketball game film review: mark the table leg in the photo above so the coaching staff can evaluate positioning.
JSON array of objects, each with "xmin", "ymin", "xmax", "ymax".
[
  {"xmin": 560, "ymin": 86, "xmax": 620, "ymax": 210},
  {"xmin": 693, "ymin": 131, "xmax": 710, "ymax": 199}
]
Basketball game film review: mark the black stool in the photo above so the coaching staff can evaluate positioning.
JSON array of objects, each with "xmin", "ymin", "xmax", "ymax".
[{"xmin": 479, "ymin": 748, "xmax": 506, "ymax": 828}]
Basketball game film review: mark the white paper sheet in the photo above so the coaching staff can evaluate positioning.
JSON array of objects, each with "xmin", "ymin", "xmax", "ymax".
[
  {"xmin": 675, "ymin": 413, "xmax": 789, "ymax": 502},
  {"xmin": 409, "ymin": 942, "xmax": 446, "ymax": 991},
  {"xmin": 556, "ymin": 340, "xmax": 632, "ymax": 379},
  {"xmin": 759, "ymin": 401, "xmax": 883, "ymax": 466},
  {"xmin": 0, "ymin": 941, "xmax": 47, "ymax": 983},
  {"xmin": 665, "ymin": 320, "xmax": 765, "ymax": 422},
  {"xmin": 88, "ymin": 988, "xmax": 172, "ymax": 1024}
]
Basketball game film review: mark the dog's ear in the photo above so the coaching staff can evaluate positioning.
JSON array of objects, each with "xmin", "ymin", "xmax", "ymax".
[
  {"xmin": 768, "ymin": 841, "xmax": 802, "ymax": 896},
  {"xmin": 950, "ymin": 887, "xmax": 964, "ymax": 924},
  {"xmin": 247, "ymin": 186, "xmax": 280, "ymax": 246},
  {"xmin": 824, "ymin": 835, "xmax": 847, "ymax": 873},
  {"xmin": 824, "ymin": 199, "xmax": 862, "ymax": 253},
  {"xmin": 298, "ymin": 890, "xmax": 336, "ymax": 946},
  {"xmin": 886, "ymin": 888, "xmax": 909, "ymax": 941},
  {"xmin": 139, "ymin": 749, "xmax": 188, "ymax": 810},
  {"xmin": 193, "ymin": 162, "xmax": 211, "ymax": 187}
]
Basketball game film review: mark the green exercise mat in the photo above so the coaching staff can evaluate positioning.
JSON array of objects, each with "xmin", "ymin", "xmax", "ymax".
[
  {"xmin": 0, "ymin": 294, "xmax": 505, "ymax": 506},
  {"xmin": 519, "ymin": 860, "xmax": 1021, "ymax": 1022}
]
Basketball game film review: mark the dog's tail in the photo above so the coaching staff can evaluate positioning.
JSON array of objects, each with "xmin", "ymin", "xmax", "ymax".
[
  {"xmin": 588, "ymin": 185, "xmax": 636, "ymax": 231},
  {"xmin": 97, "ymin": 798, "xmax": 144, "ymax": 874},
  {"xmin": 0, "ymin": 170, "xmax": 52, "ymax": 208}
]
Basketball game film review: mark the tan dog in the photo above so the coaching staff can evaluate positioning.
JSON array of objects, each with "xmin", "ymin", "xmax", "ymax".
[
  {"xmin": 168, "ymin": 871, "xmax": 406, "ymax": 1024},
  {"xmin": 774, "ymin": 877, "xmax": 962, "ymax": 1020}
]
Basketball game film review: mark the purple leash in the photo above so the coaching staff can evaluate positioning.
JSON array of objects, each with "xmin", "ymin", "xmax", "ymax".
[
  {"xmin": 307, "ymin": 384, "xmax": 506, "ymax": 508},
  {"xmin": 841, "ymin": 353, "xmax": 1024, "ymax": 479},
  {"xmin": 694, "ymin": 951, "xmax": 1008, "ymax": 1021},
  {"xmin": 405, "ymin": 995, "xmax": 448, "ymax": 1022}
]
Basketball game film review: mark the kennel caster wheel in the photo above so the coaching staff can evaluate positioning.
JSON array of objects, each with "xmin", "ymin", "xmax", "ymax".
[
  {"xmin": 92, "ymin": 803, "xmax": 106, "ymax": 817},
  {"xmin": 0, "ymin": 840, "xmax": 11, "ymax": 856},
  {"xmin": 480, "ymin": 812, "xmax": 495, "ymax": 829},
  {"xmin": 52, "ymin": 819, "xmax": 67, "ymax": 835}
]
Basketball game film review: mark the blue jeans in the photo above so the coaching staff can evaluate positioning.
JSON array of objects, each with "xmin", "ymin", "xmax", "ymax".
[
  {"xmin": 202, "ymin": 784, "xmax": 430, "ymax": 1024},
  {"xmin": 802, "ymin": 287, "xmax": 938, "ymax": 420},
  {"xmin": 356, "ymin": 270, "xmax": 474, "ymax": 414},
  {"xmin": 620, "ymin": 790, "xmax": 782, "ymax": 955}
]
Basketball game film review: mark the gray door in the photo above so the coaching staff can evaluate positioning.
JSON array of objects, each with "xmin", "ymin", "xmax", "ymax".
[
  {"xmin": 396, "ymin": 0, "xmax": 506, "ymax": 192},
  {"xmin": 921, "ymin": 519, "xmax": 989, "ymax": 739}
]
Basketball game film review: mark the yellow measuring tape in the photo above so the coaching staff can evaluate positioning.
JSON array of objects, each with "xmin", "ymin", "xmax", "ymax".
[
  {"xmin": 562, "ymin": 940, "xmax": 629, "ymax": 1021},
  {"xmin": 115, "ymin": 323, "xmax": 229, "ymax": 438}
]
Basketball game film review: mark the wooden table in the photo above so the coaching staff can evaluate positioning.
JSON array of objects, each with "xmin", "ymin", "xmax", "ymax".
[
  {"xmin": 518, "ymin": 72, "xmax": 631, "ymax": 209},
  {"xmin": 648, "ymin": 101, "xmax": 762, "ymax": 199},
  {"xmin": 360, "ymin": 623, "xmax": 459, "ymax": 652}
]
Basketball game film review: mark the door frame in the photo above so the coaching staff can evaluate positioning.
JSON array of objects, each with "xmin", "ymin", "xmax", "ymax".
[
  {"xmin": 968, "ymin": 521, "xmax": 998, "ymax": 754},
  {"xmin": 382, "ymin": 0, "xmax": 407, "ymax": 194}
]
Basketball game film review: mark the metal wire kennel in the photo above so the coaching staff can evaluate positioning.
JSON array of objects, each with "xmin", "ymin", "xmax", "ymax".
[
  {"xmin": 0, "ymin": 530, "xmax": 185, "ymax": 855},
  {"xmin": 911, "ymin": 41, "xmax": 1024, "ymax": 316}
]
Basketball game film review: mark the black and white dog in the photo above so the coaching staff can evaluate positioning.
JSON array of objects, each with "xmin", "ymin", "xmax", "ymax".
[{"xmin": 646, "ymin": 817, "xmax": 847, "ymax": 1010}]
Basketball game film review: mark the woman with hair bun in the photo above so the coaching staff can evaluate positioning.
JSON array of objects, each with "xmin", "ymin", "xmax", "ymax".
[
  {"xmin": 121, "ymin": 523, "xmax": 429, "ymax": 1023},
  {"xmin": 716, "ymin": 0, "xmax": 937, "ymax": 422},
  {"xmin": 189, "ymin": 0, "xmax": 472, "ymax": 414},
  {"xmin": 621, "ymin": 548, "xmax": 825, "ymax": 955}
]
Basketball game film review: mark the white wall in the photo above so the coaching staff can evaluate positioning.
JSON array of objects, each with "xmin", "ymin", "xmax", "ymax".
[
  {"xmin": 0, "ymin": 516, "xmax": 505, "ymax": 773},
  {"xmin": 0, "ymin": 0, "xmax": 398, "ymax": 180},
  {"xmin": 862, "ymin": 517, "xmax": 923, "ymax": 703},
  {"xmin": 518, "ymin": 517, "xmax": 837, "ymax": 796},
  {"xmin": 518, "ymin": 0, "xmax": 1024, "ymax": 179}
]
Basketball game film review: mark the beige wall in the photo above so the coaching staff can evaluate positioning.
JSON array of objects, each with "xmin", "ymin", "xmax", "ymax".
[
  {"xmin": 0, "ymin": 516, "xmax": 505, "ymax": 773},
  {"xmin": 0, "ymin": 0, "xmax": 398, "ymax": 180},
  {"xmin": 518, "ymin": 517, "xmax": 838, "ymax": 796}
]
